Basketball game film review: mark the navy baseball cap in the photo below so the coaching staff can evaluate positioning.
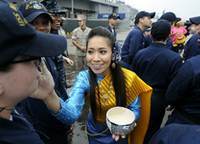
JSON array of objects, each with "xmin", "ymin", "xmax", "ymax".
[
  {"xmin": 135, "ymin": 11, "xmax": 155, "ymax": 24},
  {"xmin": 19, "ymin": 0, "xmax": 52, "ymax": 23},
  {"xmin": 151, "ymin": 20, "xmax": 171, "ymax": 41},
  {"xmin": 189, "ymin": 16, "xmax": 200, "ymax": 25},
  {"xmin": 41, "ymin": 0, "xmax": 66, "ymax": 15},
  {"xmin": 160, "ymin": 12, "xmax": 181, "ymax": 23},
  {"xmin": 108, "ymin": 13, "xmax": 120, "ymax": 20},
  {"xmin": 0, "ymin": 0, "xmax": 66, "ymax": 66}
]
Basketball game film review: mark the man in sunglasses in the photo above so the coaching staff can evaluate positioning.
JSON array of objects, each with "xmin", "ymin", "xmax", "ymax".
[
  {"xmin": 0, "ymin": 0, "xmax": 67, "ymax": 143},
  {"xmin": 18, "ymin": 1, "xmax": 72, "ymax": 143}
]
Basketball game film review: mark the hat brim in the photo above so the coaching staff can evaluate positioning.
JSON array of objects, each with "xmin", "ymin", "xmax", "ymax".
[
  {"xmin": 26, "ymin": 11, "xmax": 52, "ymax": 23},
  {"xmin": 22, "ymin": 31, "xmax": 66, "ymax": 57},
  {"xmin": 149, "ymin": 12, "xmax": 156, "ymax": 18},
  {"xmin": 190, "ymin": 17, "xmax": 200, "ymax": 25},
  {"xmin": 113, "ymin": 16, "xmax": 120, "ymax": 19},
  {"xmin": 176, "ymin": 17, "xmax": 181, "ymax": 22}
]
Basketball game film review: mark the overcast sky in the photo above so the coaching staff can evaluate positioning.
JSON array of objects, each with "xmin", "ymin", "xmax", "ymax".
[{"xmin": 124, "ymin": 0, "xmax": 200, "ymax": 20}]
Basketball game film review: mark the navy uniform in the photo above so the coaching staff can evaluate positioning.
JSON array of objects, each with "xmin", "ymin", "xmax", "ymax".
[
  {"xmin": 0, "ymin": 0, "xmax": 67, "ymax": 143},
  {"xmin": 107, "ymin": 13, "xmax": 120, "ymax": 39},
  {"xmin": 165, "ymin": 55, "xmax": 200, "ymax": 125},
  {"xmin": 131, "ymin": 20, "xmax": 183, "ymax": 143},
  {"xmin": 132, "ymin": 43, "xmax": 182, "ymax": 87},
  {"xmin": 184, "ymin": 33, "xmax": 200, "ymax": 60},
  {"xmin": 0, "ymin": 111, "xmax": 44, "ymax": 144},
  {"xmin": 107, "ymin": 25, "xmax": 117, "ymax": 39},
  {"xmin": 107, "ymin": 14, "xmax": 121, "ymax": 62},
  {"xmin": 16, "ymin": 1, "xmax": 70, "ymax": 144},
  {"xmin": 149, "ymin": 123, "xmax": 200, "ymax": 144},
  {"xmin": 132, "ymin": 43, "xmax": 182, "ymax": 143},
  {"xmin": 121, "ymin": 11, "xmax": 155, "ymax": 68},
  {"xmin": 121, "ymin": 25, "xmax": 145, "ymax": 68},
  {"xmin": 184, "ymin": 16, "xmax": 200, "ymax": 60}
]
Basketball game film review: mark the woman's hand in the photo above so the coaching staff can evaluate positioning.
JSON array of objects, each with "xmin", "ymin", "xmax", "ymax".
[
  {"xmin": 112, "ymin": 134, "xmax": 126, "ymax": 141},
  {"xmin": 31, "ymin": 59, "xmax": 55, "ymax": 100},
  {"xmin": 111, "ymin": 122, "xmax": 137, "ymax": 141}
]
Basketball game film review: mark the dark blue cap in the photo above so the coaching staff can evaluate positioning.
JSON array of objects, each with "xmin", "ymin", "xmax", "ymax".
[
  {"xmin": 7, "ymin": 0, "xmax": 17, "ymax": 3},
  {"xmin": 19, "ymin": 0, "xmax": 52, "ymax": 23},
  {"xmin": 108, "ymin": 13, "xmax": 120, "ymax": 20},
  {"xmin": 41, "ymin": 0, "xmax": 57, "ymax": 11},
  {"xmin": 0, "ymin": 0, "xmax": 66, "ymax": 66},
  {"xmin": 41, "ymin": 0, "xmax": 67, "ymax": 14},
  {"xmin": 160, "ymin": 12, "xmax": 181, "ymax": 23},
  {"xmin": 135, "ymin": 11, "xmax": 155, "ymax": 24},
  {"xmin": 151, "ymin": 20, "xmax": 171, "ymax": 40},
  {"xmin": 189, "ymin": 16, "xmax": 200, "ymax": 25}
]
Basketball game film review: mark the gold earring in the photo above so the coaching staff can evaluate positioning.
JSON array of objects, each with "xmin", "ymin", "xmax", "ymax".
[{"xmin": 112, "ymin": 62, "xmax": 116, "ymax": 69}]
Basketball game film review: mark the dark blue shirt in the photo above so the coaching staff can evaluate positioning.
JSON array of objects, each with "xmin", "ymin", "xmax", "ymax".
[
  {"xmin": 132, "ymin": 42, "xmax": 182, "ymax": 90},
  {"xmin": 166, "ymin": 38, "xmax": 173, "ymax": 50},
  {"xmin": 165, "ymin": 55, "xmax": 200, "ymax": 122},
  {"xmin": 144, "ymin": 35, "xmax": 152, "ymax": 48},
  {"xmin": 107, "ymin": 25, "xmax": 117, "ymax": 39},
  {"xmin": 0, "ymin": 111, "xmax": 43, "ymax": 144},
  {"xmin": 149, "ymin": 123, "xmax": 200, "ymax": 144},
  {"xmin": 121, "ymin": 26, "xmax": 145, "ymax": 67},
  {"xmin": 184, "ymin": 33, "xmax": 200, "ymax": 60}
]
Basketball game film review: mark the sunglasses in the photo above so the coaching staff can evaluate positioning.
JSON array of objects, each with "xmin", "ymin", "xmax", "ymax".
[{"xmin": 11, "ymin": 57, "xmax": 42, "ymax": 71}]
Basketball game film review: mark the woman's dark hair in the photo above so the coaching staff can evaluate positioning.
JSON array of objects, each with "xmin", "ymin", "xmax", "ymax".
[{"xmin": 86, "ymin": 27, "xmax": 126, "ymax": 121}]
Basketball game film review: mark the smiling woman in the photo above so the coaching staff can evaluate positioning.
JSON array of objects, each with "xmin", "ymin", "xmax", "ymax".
[
  {"xmin": 52, "ymin": 26, "xmax": 152, "ymax": 144},
  {"xmin": 86, "ymin": 36, "xmax": 112, "ymax": 75}
]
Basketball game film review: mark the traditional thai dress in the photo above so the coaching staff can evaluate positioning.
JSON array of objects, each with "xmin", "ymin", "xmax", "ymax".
[{"xmin": 54, "ymin": 68, "xmax": 152, "ymax": 144}]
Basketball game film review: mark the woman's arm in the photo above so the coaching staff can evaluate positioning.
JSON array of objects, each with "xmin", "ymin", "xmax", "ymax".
[
  {"xmin": 53, "ymin": 71, "xmax": 90, "ymax": 124},
  {"xmin": 127, "ymin": 96, "xmax": 141, "ymax": 121}
]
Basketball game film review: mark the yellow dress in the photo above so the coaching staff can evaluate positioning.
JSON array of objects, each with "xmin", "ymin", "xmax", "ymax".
[{"xmin": 95, "ymin": 68, "xmax": 152, "ymax": 144}]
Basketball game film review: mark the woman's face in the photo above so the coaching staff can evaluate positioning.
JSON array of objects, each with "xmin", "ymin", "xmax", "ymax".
[
  {"xmin": 86, "ymin": 36, "xmax": 112, "ymax": 75},
  {"xmin": 0, "ymin": 57, "xmax": 41, "ymax": 103}
]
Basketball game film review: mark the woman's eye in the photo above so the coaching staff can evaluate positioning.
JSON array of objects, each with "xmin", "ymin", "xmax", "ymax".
[
  {"xmin": 87, "ymin": 50, "xmax": 93, "ymax": 54},
  {"xmin": 100, "ymin": 50, "xmax": 107, "ymax": 54}
]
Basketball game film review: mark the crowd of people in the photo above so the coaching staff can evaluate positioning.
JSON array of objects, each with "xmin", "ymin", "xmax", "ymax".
[{"xmin": 1, "ymin": 0, "xmax": 200, "ymax": 144}]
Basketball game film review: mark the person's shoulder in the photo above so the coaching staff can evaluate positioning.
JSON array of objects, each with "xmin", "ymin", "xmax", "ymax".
[
  {"xmin": 189, "ymin": 33, "xmax": 199, "ymax": 41},
  {"xmin": 185, "ymin": 55, "xmax": 200, "ymax": 71},
  {"xmin": 77, "ymin": 70, "xmax": 90, "ymax": 79},
  {"xmin": 164, "ymin": 48, "xmax": 181, "ymax": 57},
  {"xmin": 128, "ymin": 26, "xmax": 142, "ymax": 38},
  {"xmin": 121, "ymin": 67, "xmax": 137, "ymax": 78},
  {"xmin": 78, "ymin": 69, "xmax": 89, "ymax": 75},
  {"xmin": 86, "ymin": 27, "xmax": 92, "ymax": 30},
  {"xmin": 133, "ymin": 46, "xmax": 151, "ymax": 60},
  {"xmin": 72, "ymin": 27, "xmax": 80, "ymax": 33},
  {"xmin": 130, "ymin": 29, "xmax": 139, "ymax": 34},
  {"xmin": 132, "ymin": 26, "xmax": 142, "ymax": 33},
  {"xmin": 137, "ymin": 46, "xmax": 149, "ymax": 54},
  {"xmin": 150, "ymin": 123, "xmax": 200, "ymax": 144},
  {"xmin": 185, "ymin": 55, "xmax": 200, "ymax": 63}
]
